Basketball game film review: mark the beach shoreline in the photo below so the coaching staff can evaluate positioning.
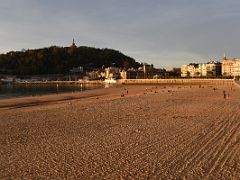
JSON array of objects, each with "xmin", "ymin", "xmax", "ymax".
[
  {"xmin": 0, "ymin": 78, "xmax": 237, "ymax": 110},
  {"xmin": 0, "ymin": 83, "xmax": 240, "ymax": 179}
]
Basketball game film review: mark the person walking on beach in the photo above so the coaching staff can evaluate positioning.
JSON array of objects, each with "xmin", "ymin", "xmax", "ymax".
[{"xmin": 223, "ymin": 90, "xmax": 227, "ymax": 99}]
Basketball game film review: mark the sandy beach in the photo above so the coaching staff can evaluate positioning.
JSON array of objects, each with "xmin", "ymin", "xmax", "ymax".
[{"xmin": 0, "ymin": 84, "xmax": 240, "ymax": 179}]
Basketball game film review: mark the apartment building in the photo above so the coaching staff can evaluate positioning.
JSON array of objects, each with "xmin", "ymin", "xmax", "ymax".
[
  {"xmin": 181, "ymin": 61, "xmax": 221, "ymax": 78},
  {"xmin": 222, "ymin": 58, "xmax": 240, "ymax": 77}
]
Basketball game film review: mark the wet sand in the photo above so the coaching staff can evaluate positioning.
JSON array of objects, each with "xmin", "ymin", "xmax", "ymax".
[{"xmin": 0, "ymin": 84, "xmax": 240, "ymax": 179}]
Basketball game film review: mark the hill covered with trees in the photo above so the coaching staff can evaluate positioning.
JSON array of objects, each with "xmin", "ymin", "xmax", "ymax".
[{"xmin": 0, "ymin": 45, "xmax": 140, "ymax": 75}]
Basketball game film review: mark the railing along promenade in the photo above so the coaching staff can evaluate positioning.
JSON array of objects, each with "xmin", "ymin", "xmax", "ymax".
[
  {"xmin": 14, "ymin": 79, "xmax": 237, "ymax": 86},
  {"xmin": 118, "ymin": 79, "xmax": 234, "ymax": 86},
  {"xmin": 15, "ymin": 80, "xmax": 104, "ymax": 85}
]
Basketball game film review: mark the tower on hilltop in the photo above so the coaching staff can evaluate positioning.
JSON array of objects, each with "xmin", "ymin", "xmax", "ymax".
[
  {"xmin": 71, "ymin": 38, "xmax": 77, "ymax": 48},
  {"xmin": 68, "ymin": 38, "xmax": 77, "ymax": 54}
]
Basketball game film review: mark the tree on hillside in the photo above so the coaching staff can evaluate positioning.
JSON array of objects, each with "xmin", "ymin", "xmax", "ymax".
[{"xmin": 0, "ymin": 46, "xmax": 140, "ymax": 75}]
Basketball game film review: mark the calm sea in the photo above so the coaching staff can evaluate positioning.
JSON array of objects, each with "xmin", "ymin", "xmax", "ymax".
[{"xmin": 0, "ymin": 84, "xmax": 103, "ymax": 100}]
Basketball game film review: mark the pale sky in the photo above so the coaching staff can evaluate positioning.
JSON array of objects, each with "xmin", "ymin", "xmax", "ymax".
[{"xmin": 1, "ymin": 0, "xmax": 240, "ymax": 68}]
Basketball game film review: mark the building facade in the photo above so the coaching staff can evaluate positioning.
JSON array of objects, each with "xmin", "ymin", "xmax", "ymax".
[
  {"xmin": 143, "ymin": 64, "xmax": 154, "ymax": 79},
  {"xmin": 222, "ymin": 58, "xmax": 240, "ymax": 77},
  {"xmin": 105, "ymin": 67, "xmax": 120, "ymax": 79},
  {"xmin": 181, "ymin": 63, "xmax": 201, "ymax": 77},
  {"xmin": 181, "ymin": 61, "xmax": 221, "ymax": 78},
  {"xmin": 206, "ymin": 61, "xmax": 222, "ymax": 77},
  {"xmin": 120, "ymin": 70, "xmax": 137, "ymax": 79}
]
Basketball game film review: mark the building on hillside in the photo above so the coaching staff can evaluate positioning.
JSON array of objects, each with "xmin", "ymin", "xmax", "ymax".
[
  {"xmin": 86, "ymin": 70, "xmax": 104, "ymax": 80},
  {"xmin": 222, "ymin": 57, "xmax": 240, "ymax": 77},
  {"xmin": 70, "ymin": 66, "xmax": 83, "ymax": 74},
  {"xmin": 143, "ymin": 64, "xmax": 154, "ymax": 79},
  {"xmin": 105, "ymin": 67, "xmax": 120, "ymax": 79},
  {"xmin": 157, "ymin": 68, "xmax": 167, "ymax": 75},
  {"xmin": 69, "ymin": 66, "xmax": 84, "ymax": 80},
  {"xmin": 120, "ymin": 69, "xmax": 137, "ymax": 79},
  {"xmin": 136, "ymin": 70, "xmax": 145, "ymax": 79}
]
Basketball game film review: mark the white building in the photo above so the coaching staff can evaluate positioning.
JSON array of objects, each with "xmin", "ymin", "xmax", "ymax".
[
  {"xmin": 222, "ymin": 57, "xmax": 240, "ymax": 77},
  {"xmin": 105, "ymin": 67, "xmax": 120, "ymax": 79},
  {"xmin": 181, "ymin": 63, "xmax": 201, "ymax": 77},
  {"xmin": 181, "ymin": 61, "xmax": 221, "ymax": 78}
]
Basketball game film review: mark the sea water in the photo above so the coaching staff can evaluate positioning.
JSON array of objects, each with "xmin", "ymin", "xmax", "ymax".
[{"xmin": 0, "ymin": 84, "xmax": 103, "ymax": 99}]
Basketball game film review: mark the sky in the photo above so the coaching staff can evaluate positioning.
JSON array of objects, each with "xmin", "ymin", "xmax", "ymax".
[{"xmin": 1, "ymin": 0, "xmax": 240, "ymax": 69}]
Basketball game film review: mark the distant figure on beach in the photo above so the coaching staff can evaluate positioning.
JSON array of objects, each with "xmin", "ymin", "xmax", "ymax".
[
  {"xmin": 126, "ymin": 90, "xmax": 128, "ymax": 95},
  {"xmin": 223, "ymin": 90, "xmax": 227, "ymax": 99}
]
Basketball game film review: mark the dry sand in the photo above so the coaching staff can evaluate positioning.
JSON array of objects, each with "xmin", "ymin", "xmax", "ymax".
[{"xmin": 0, "ymin": 84, "xmax": 240, "ymax": 179}]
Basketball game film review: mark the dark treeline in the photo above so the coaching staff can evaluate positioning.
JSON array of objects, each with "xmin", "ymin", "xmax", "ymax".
[{"xmin": 0, "ymin": 46, "xmax": 140, "ymax": 75}]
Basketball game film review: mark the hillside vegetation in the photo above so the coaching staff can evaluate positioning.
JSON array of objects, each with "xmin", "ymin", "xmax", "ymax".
[{"xmin": 0, "ymin": 46, "xmax": 140, "ymax": 75}]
